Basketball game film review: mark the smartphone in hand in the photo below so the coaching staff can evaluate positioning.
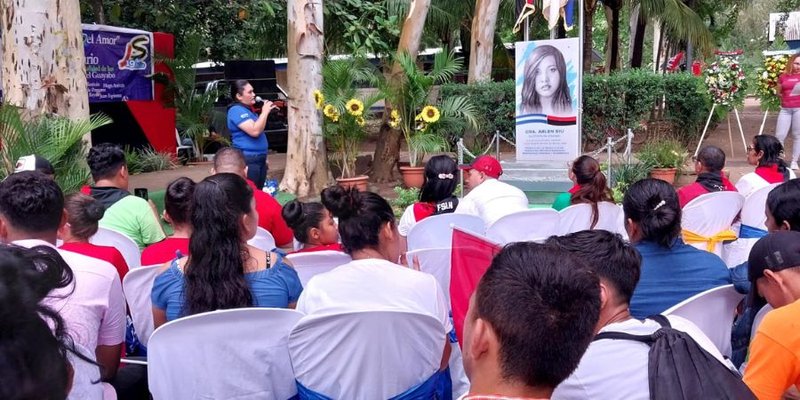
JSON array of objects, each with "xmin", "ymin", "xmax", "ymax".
[{"xmin": 134, "ymin": 188, "xmax": 149, "ymax": 201}]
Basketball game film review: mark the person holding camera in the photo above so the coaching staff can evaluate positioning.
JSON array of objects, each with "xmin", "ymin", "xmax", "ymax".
[{"xmin": 227, "ymin": 79, "xmax": 279, "ymax": 190}]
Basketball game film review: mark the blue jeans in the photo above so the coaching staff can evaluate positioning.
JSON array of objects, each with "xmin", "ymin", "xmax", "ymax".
[{"xmin": 244, "ymin": 153, "xmax": 268, "ymax": 190}]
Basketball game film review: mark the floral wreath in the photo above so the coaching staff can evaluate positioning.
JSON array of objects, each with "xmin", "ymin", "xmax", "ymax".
[
  {"xmin": 704, "ymin": 56, "xmax": 747, "ymax": 107},
  {"xmin": 755, "ymin": 54, "xmax": 790, "ymax": 112}
]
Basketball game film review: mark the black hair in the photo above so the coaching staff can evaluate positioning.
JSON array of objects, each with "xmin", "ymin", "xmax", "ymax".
[
  {"xmin": 766, "ymin": 178, "xmax": 800, "ymax": 232},
  {"xmin": 570, "ymin": 155, "xmax": 614, "ymax": 228},
  {"xmin": 0, "ymin": 171, "xmax": 64, "ymax": 234},
  {"xmin": 622, "ymin": 178, "xmax": 682, "ymax": 248},
  {"xmin": 0, "ymin": 244, "xmax": 98, "ymax": 399},
  {"xmin": 321, "ymin": 185, "xmax": 394, "ymax": 255},
  {"xmin": 230, "ymin": 79, "xmax": 251, "ymax": 104},
  {"xmin": 63, "ymin": 193, "xmax": 105, "ymax": 241},
  {"xmin": 545, "ymin": 230, "xmax": 642, "ymax": 304},
  {"xmin": 474, "ymin": 242, "xmax": 600, "ymax": 389},
  {"xmin": 184, "ymin": 173, "xmax": 254, "ymax": 316},
  {"xmin": 282, "ymin": 200, "xmax": 326, "ymax": 243},
  {"xmin": 696, "ymin": 146, "xmax": 726, "ymax": 173},
  {"xmin": 165, "ymin": 177, "xmax": 195, "ymax": 226},
  {"xmin": 753, "ymin": 135, "xmax": 790, "ymax": 180},
  {"xmin": 213, "ymin": 147, "xmax": 247, "ymax": 172},
  {"xmin": 419, "ymin": 155, "xmax": 458, "ymax": 203},
  {"xmin": 87, "ymin": 143, "xmax": 126, "ymax": 181}
]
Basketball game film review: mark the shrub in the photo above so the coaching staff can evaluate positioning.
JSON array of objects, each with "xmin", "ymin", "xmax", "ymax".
[
  {"xmin": 439, "ymin": 80, "xmax": 515, "ymax": 149},
  {"xmin": 391, "ymin": 186, "xmax": 419, "ymax": 218},
  {"xmin": 124, "ymin": 147, "xmax": 176, "ymax": 174},
  {"xmin": 637, "ymin": 138, "xmax": 688, "ymax": 169},
  {"xmin": 662, "ymin": 73, "xmax": 713, "ymax": 143}
]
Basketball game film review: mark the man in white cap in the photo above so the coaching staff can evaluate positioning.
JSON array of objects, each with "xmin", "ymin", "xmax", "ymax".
[{"xmin": 455, "ymin": 155, "xmax": 529, "ymax": 226}]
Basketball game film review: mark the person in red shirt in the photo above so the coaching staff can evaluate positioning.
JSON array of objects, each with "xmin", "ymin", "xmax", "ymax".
[
  {"xmin": 211, "ymin": 147, "xmax": 294, "ymax": 249},
  {"xmin": 776, "ymin": 53, "xmax": 800, "ymax": 170},
  {"xmin": 141, "ymin": 177, "xmax": 194, "ymax": 266},
  {"xmin": 677, "ymin": 145, "xmax": 737, "ymax": 208},
  {"xmin": 281, "ymin": 200, "xmax": 342, "ymax": 254},
  {"xmin": 58, "ymin": 193, "xmax": 129, "ymax": 282}
]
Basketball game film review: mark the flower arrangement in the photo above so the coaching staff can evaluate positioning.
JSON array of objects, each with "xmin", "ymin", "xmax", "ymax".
[
  {"xmin": 755, "ymin": 54, "xmax": 789, "ymax": 112},
  {"xmin": 704, "ymin": 56, "xmax": 747, "ymax": 107}
]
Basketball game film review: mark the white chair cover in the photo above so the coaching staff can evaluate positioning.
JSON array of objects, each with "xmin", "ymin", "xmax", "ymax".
[
  {"xmin": 723, "ymin": 183, "xmax": 781, "ymax": 267},
  {"xmin": 289, "ymin": 310, "xmax": 444, "ymax": 400},
  {"xmin": 681, "ymin": 191, "xmax": 745, "ymax": 258},
  {"xmin": 89, "ymin": 227, "xmax": 141, "ymax": 268},
  {"xmin": 558, "ymin": 202, "xmax": 628, "ymax": 238},
  {"xmin": 121, "ymin": 264, "xmax": 163, "ymax": 346},
  {"xmin": 486, "ymin": 208, "xmax": 560, "ymax": 244},
  {"xmin": 405, "ymin": 248, "xmax": 452, "ymax": 302},
  {"xmin": 662, "ymin": 285, "xmax": 744, "ymax": 357},
  {"xmin": 247, "ymin": 227, "xmax": 276, "ymax": 252},
  {"xmin": 750, "ymin": 304, "xmax": 774, "ymax": 340},
  {"xmin": 406, "ymin": 214, "xmax": 485, "ymax": 252},
  {"xmin": 285, "ymin": 250, "xmax": 352, "ymax": 287},
  {"xmin": 148, "ymin": 308, "xmax": 303, "ymax": 400}
]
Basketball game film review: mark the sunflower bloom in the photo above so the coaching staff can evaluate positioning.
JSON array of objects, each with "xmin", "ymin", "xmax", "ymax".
[
  {"xmin": 331, "ymin": 110, "xmax": 340, "ymax": 122},
  {"xmin": 389, "ymin": 109, "xmax": 402, "ymax": 128},
  {"xmin": 323, "ymin": 104, "xmax": 336, "ymax": 119},
  {"xmin": 421, "ymin": 105, "xmax": 440, "ymax": 123},
  {"xmin": 346, "ymin": 99, "xmax": 364, "ymax": 116},
  {"xmin": 389, "ymin": 119, "xmax": 400, "ymax": 129},
  {"xmin": 356, "ymin": 116, "xmax": 365, "ymax": 127},
  {"xmin": 313, "ymin": 90, "xmax": 325, "ymax": 109}
]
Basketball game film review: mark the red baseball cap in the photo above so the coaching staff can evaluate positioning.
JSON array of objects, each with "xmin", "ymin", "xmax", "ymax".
[{"xmin": 459, "ymin": 155, "xmax": 503, "ymax": 179}]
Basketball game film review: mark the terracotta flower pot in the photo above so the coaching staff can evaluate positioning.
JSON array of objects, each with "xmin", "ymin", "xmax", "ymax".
[
  {"xmin": 399, "ymin": 166, "xmax": 425, "ymax": 189},
  {"xmin": 336, "ymin": 175, "xmax": 369, "ymax": 192},
  {"xmin": 650, "ymin": 167, "xmax": 677, "ymax": 185}
]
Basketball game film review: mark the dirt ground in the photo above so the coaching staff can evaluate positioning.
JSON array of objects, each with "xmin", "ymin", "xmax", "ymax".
[{"xmin": 129, "ymin": 96, "xmax": 794, "ymax": 199}]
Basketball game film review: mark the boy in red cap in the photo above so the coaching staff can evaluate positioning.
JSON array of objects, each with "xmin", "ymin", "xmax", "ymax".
[{"xmin": 455, "ymin": 155, "xmax": 529, "ymax": 226}]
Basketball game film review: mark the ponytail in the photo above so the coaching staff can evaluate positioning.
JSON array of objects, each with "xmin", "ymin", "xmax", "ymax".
[{"xmin": 570, "ymin": 156, "xmax": 614, "ymax": 228}]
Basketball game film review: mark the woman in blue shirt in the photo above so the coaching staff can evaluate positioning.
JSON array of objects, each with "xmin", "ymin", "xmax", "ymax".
[
  {"xmin": 226, "ymin": 79, "xmax": 278, "ymax": 189},
  {"xmin": 151, "ymin": 173, "xmax": 302, "ymax": 327}
]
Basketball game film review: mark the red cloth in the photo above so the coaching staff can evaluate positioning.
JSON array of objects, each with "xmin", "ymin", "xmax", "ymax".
[
  {"xmin": 450, "ymin": 227, "xmax": 501, "ymax": 346},
  {"xmin": 568, "ymin": 184, "xmax": 581, "ymax": 194},
  {"xmin": 141, "ymin": 237, "xmax": 190, "ymax": 266},
  {"xmin": 779, "ymin": 73, "xmax": 800, "ymax": 108},
  {"xmin": 246, "ymin": 179, "xmax": 294, "ymax": 247},
  {"xmin": 412, "ymin": 202, "xmax": 436, "ymax": 222},
  {"xmin": 677, "ymin": 177, "xmax": 737, "ymax": 208},
  {"xmin": 59, "ymin": 242, "xmax": 129, "ymax": 282},
  {"xmin": 292, "ymin": 243, "xmax": 344, "ymax": 254},
  {"xmin": 755, "ymin": 165, "xmax": 786, "ymax": 184},
  {"xmin": 80, "ymin": 185, "xmax": 91, "ymax": 195}
]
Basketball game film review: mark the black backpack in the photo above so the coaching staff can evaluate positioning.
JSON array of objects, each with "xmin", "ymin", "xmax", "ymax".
[{"xmin": 593, "ymin": 314, "xmax": 756, "ymax": 400}]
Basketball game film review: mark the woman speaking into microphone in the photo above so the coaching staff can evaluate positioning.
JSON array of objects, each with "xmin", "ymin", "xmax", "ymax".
[{"xmin": 227, "ymin": 79, "xmax": 279, "ymax": 189}]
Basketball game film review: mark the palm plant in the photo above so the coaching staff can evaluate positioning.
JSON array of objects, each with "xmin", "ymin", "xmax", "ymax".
[
  {"xmin": 381, "ymin": 50, "xmax": 479, "ymax": 166},
  {"xmin": 0, "ymin": 104, "xmax": 112, "ymax": 193}
]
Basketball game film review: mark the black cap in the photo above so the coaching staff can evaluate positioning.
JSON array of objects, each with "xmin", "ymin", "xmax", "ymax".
[{"xmin": 748, "ymin": 231, "xmax": 800, "ymax": 281}]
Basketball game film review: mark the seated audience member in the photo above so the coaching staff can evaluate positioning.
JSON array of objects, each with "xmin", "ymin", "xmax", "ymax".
[
  {"xmin": 0, "ymin": 172, "xmax": 125, "ymax": 386},
  {"xmin": 85, "ymin": 143, "xmax": 165, "ymax": 248},
  {"xmin": 455, "ymin": 155, "xmax": 529, "ymax": 226},
  {"xmin": 547, "ymin": 230, "xmax": 733, "ymax": 399},
  {"xmin": 743, "ymin": 231, "xmax": 800, "ymax": 399},
  {"xmin": 0, "ymin": 244, "xmax": 103, "ymax": 400},
  {"xmin": 677, "ymin": 146, "xmax": 737, "ymax": 207},
  {"xmin": 736, "ymin": 135, "xmax": 796, "ymax": 198},
  {"xmin": 59, "ymin": 193, "xmax": 129, "ymax": 282},
  {"xmin": 212, "ymin": 147, "xmax": 293, "ymax": 249},
  {"xmin": 398, "ymin": 155, "xmax": 460, "ymax": 236},
  {"xmin": 14, "ymin": 154, "xmax": 55, "ymax": 179},
  {"xmin": 281, "ymin": 200, "xmax": 342, "ymax": 253},
  {"xmin": 141, "ymin": 177, "xmax": 194, "ymax": 265},
  {"xmin": 151, "ymin": 173, "xmax": 302, "ymax": 328},
  {"xmin": 298, "ymin": 185, "xmax": 452, "ymax": 367},
  {"xmin": 623, "ymin": 178, "xmax": 731, "ymax": 318},
  {"xmin": 461, "ymin": 242, "xmax": 600, "ymax": 398},
  {"xmin": 551, "ymin": 155, "xmax": 614, "ymax": 228}
]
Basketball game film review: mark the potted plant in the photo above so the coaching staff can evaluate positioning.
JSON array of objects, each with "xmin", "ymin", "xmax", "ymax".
[
  {"xmin": 637, "ymin": 138, "xmax": 687, "ymax": 185},
  {"xmin": 316, "ymin": 57, "xmax": 382, "ymax": 191},
  {"xmin": 381, "ymin": 50, "xmax": 478, "ymax": 188}
]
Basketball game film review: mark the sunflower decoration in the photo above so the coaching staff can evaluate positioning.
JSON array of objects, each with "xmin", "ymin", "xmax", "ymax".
[
  {"xmin": 389, "ymin": 109, "xmax": 401, "ymax": 129},
  {"xmin": 345, "ymin": 99, "xmax": 364, "ymax": 116},
  {"xmin": 415, "ymin": 120, "xmax": 428, "ymax": 132},
  {"xmin": 313, "ymin": 90, "xmax": 325, "ymax": 110},
  {"xmin": 323, "ymin": 104, "xmax": 338, "ymax": 121},
  {"xmin": 356, "ymin": 116, "xmax": 365, "ymax": 127},
  {"xmin": 420, "ymin": 105, "xmax": 440, "ymax": 124}
]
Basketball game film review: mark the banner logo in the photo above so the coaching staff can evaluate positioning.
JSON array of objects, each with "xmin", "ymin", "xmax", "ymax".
[{"xmin": 118, "ymin": 34, "xmax": 150, "ymax": 70}]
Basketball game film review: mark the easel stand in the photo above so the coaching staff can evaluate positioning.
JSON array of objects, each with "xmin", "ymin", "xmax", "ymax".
[
  {"xmin": 758, "ymin": 110, "xmax": 769, "ymax": 136},
  {"xmin": 694, "ymin": 103, "xmax": 748, "ymax": 158}
]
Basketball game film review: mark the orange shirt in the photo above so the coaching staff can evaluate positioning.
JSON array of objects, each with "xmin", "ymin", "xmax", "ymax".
[{"xmin": 744, "ymin": 298, "xmax": 800, "ymax": 400}]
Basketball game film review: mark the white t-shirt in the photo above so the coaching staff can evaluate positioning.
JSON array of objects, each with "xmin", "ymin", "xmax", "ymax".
[
  {"xmin": 551, "ymin": 316, "xmax": 734, "ymax": 400},
  {"xmin": 398, "ymin": 204, "xmax": 418, "ymax": 237},
  {"xmin": 454, "ymin": 179, "xmax": 528, "ymax": 226},
  {"xmin": 297, "ymin": 258, "xmax": 452, "ymax": 333},
  {"xmin": 736, "ymin": 170, "xmax": 796, "ymax": 198}
]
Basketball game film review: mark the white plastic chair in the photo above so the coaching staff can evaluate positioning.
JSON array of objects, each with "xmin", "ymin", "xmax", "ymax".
[
  {"xmin": 121, "ymin": 264, "xmax": 163, "ymax": 346},
  {"xmin": 148, "ymin": 308, "xmax": 303, "ymax": 400},
  {"xmin": 90, "ymin": 227, "xmax": 142, "ymax": 269},
  {"xmin": 247, "ymin": 227, "xmax": 276, "ymax": 252},
  {"xmin": 405, "ymin": 247, "xmax": 452, "ymax": 303},
  {"xmin": 682, "ymin": 191, "xmax": 745, "ymax": 258},
  {"xmin": 558, "ymin": 202, "xmax": 628, "ymax": 238},
  {"xmin": 285, "ymin": 250, "xmax": 352, "ymax": 287},
  {"xmin": 662, "ymin": 285, "xmax": 744, "ymax": 357},
  {"xmin": 289, "ymin": 310, "xmax": 445, "ymax": 399},
  {"xmin": 750, "ymin": 304, "xmax": 774, "ymax": 340},
  {"xmin": 486, "ymin": 208, "xmax": 560, "ymax": 244},
  {"xmin": 723, "ymin": 183, "xmax": 780, "ymax": 267},
  {"xmin": 406, "ymin": 213, "xmax": 485, "ymax": 252}
]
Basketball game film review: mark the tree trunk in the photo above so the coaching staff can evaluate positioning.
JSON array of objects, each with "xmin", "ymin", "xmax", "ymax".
[
  {"xmin": 90, "ymin": 0, "xmax": 106, "ymax": 24},
  {"xmin": 468, "ymin": 0, "xmax": 500, "ymax": 83},
  {"xmin": 1, "ymin": 0, "xmax": 89, "ymax": 121},
  {"xmin": 280, "ymin": 0, "xmax": 330, "ymax": 197},
  {"xmin": 371, "ymin": 0, "xmax": 430, "ymax": 182},
  {"xmin": 629, "ymin": 4, "xmax": 647, "ymax": 68},
  {"xmin": 582, "ymin": 0, "xmax": 597, "ymax": 73},
  {"xmin": 603, "ymin": 1, "xmax": 622, "ymax": 73}
]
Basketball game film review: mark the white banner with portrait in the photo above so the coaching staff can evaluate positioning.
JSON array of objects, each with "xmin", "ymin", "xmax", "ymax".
[{"xmin": 515, "ymin": 38, "xmax": 581, "ymax": 162}]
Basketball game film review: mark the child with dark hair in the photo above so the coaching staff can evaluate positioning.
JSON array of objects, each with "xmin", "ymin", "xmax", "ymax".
[
  {"xmin": 736, "ymin": 135, "xmax": 797, "ymax": 197},
  {"xmin": 552, "ymin": 155, "xmax": 614, "ymax": 228},
  {"xmin": 676, "ymin": 145, "xmax": 737, "ymax": 207},
  {"xmin": 141, "ymin": 177, "xmax": 195, "ymax": 265},
  {"xmin": 281, "ymin": 200, "xmax": 342, "ymax": 253},
  {"xmin": 398, "ymin": 155, "xmax": 460, "ymax": 237}
]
